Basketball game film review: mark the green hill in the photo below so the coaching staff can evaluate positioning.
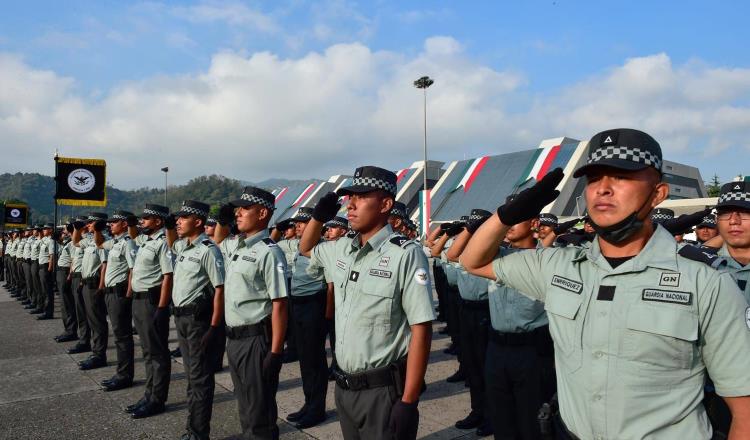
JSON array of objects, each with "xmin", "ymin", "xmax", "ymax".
[{"xmin": 0, "ymin": 173, "xmax": 263, "ymax": 225}]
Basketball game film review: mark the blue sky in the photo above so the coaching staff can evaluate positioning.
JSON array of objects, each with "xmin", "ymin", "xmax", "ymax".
[{"xmin": 1, "ymin": 1, "xmax": 749, "ymax": 188}]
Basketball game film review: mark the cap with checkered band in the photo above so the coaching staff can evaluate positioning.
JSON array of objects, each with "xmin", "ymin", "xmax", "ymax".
[
  {"xmin": 717, "ymin": 181, "xmax": 750, "ymax": 211},
  {"xmin": 460, "ymin": 215, "xmax": 469, "ymax": 222},
  {"xmin": 390, "ymin": 201, "xmax": 407, "ymax": 219},
  {"xmin": 469, "ymin": 208, "xmax": 492, "ymax": 221},
  {"xmin": 291, "ymin": 207, "xmax": 314, "ymax": 222},
  {"xmin": 43, "ymin": 223, "xmax": 54, "ymax": 229},
  {"xmin": 107, "ymin": 210, "xmax": 135, "ymax": 223},
  {"xmin": 696, "ymin": 213, "xmax": 717, "ymax": 229},
  {"xmin": 87, "ymin": 212, "xmax": 108, "ymax": 222},
  {"xmin": 574, "ymin": 128, "xmax": 663, "ymax": 178},
  {"xmin": 336, "ymin": 166, "xmax": 398, "ymax": 197},
  {"xmin": 538, "ymin": 213, "xmax": 558, "ymax": 227},
  {"xmin": 205, "ymin": 217, "xmax": 217, "ymax": 226},
  {"xmin": 325, "ymin": 216, "xmax": 349, "ymax": 229},
  {"xmin": 140, "ymin": 204, "xmax": 170, "ymax": 219},
  {"xmin": 229, "ymin": 186, "xmax": 275, "ymax": 210},
  {"xmin": 175, "ymin": 200, "xmax": 210, "ymax": 219},
  {"xmin": 650, "ymin": 208, "xmax": 674, "ymax": 224}
]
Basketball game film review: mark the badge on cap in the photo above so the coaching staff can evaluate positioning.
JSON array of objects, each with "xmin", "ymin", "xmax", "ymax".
[{"xmin": 601, "ymin": 131, "xmax": 618, "ymax": 146}]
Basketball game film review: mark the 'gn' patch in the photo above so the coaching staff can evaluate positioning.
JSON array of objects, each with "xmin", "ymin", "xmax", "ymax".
[
  {"xmin": 551, "ymin": 275, "xmax": 583, "ymax": 294},
  {"xmin": 378, "ymin": 256, "xmax": 390, "ymax": 267},
  {"xmin": 642, "ymin": 289, "xmax": 692, "ymax": 305},
  {"xmin": 349, "ymin": 271, "xmax": 359, "ymax": 282},
  {"xmin": 659, "ymin": 272, "xmax": 680, "ymax": 287},
  {"xmin": 369, "ymin": 269, "xmax": 392, "ymax": 279}
]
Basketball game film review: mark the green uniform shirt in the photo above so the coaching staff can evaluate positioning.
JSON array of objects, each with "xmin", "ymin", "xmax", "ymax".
[
  {"xmin": 130, "ymin": 229, "xmax": 173, "ymax": 292},
  {"xmin": 22, "ymin": 238, "xmax": 32, "ymax": 259},
  {"xmin": 79, "ymin": 235, "xmax": 105, "ymax": 279},
  {"xmin": 718, "ymin": 244, "xmax": 750, "ymax": 303},
  {"xmin": 30, "ymin": 237, "xmax": 41, "ymax": 260},
  {"xmin": 172, "ymin": 233, "xmax": 225, "ymax": 307},
  {"xmin": 102, "ymin": 233, "xmax": 134, "ymax": 287},
  {"xmin": 224, "ymin": 230, "xmax": 289, "ymax": 327},
  {"xmin": 489, "ymin": 226, "xmax": 750, "ymax": 440},
  {"xmin": 488, "ymin": 247, "xmax": 548, "ymax": 333},
  {"xmin": 308, "ymin": 224, "xmax": 435, "ymax": 374},
  {"xmin": 456, "ymin": 264, "xmax": 489, "ymax": 301},
  {"xmin": 440, "ymin": 251, "xmax": 459, "ymax": 288},
  {"xmin": 58, "ymin": 240, "xmax": 72, "ymax": 268},
  {"xmin": 219, "ymin": 235, "xmax": 240, "ymax": 261},
  {"xmin": 277, "ymin": 238, "xmax": 298, "ymax": 278},
  {"xmin": 71, "ymin": 241, "xmax": 84, "ymax": 273},
  {"xmin": 38, "ymin": 236, "xmax": 52, "ymax": 264},
  {"xmin": 291, "ymin": 243, "xmax": 326, "ymax": 297}
]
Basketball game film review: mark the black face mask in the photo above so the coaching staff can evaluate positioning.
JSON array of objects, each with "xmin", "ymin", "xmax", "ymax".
[{"xmin": 589, "ymin": 188, "xmax": 655, "ymax": 244}]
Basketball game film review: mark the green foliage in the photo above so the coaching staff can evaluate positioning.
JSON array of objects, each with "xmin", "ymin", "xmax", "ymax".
[
  {"xmin": 705, "ymin": 174, "xmax": 721, "ymax": 198},
  {"xmin": 1, "ymin": 173, "xmax": 247, "ymax": 224}
]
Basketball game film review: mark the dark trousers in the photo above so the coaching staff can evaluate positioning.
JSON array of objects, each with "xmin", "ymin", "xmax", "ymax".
[
  {"xmin": 446, "ymin": 286, "xmax": 462, "ymax": 346},
  {"xmin": 291, "ymin": 291, "xmax": 328, "ymax": 417},
  {"xmin": 133, "ymin": 293, "xmax": 171, "ymax": 405},
  {"xmin": 176, "ymin": 312, "xmax": 217, "ymax": 440},
  {"xmin": 22, "ymin": 262, "xmax": 34, "ymax": 303},
  {"xmin": 82, "ymin": 281, "xmax": 108, "ymax": 359},
  {"xmin": 335, "ymin": 384, "xmax": 413, "ymax": 440},
  {"xmin": 433, "ymin": 261, "xmax": 447, "ymax": 320},
  {"xmin": 104, "ymin": 285, "xmax": 134, "ymax": 380},
  {"xmin": 71, "ymin": 274, "xmax": 90, "ymax": 344},
  {"xmin": 17, "ymin": 260, "xmax": 26, "ymax": 294},
  {"xmin": 56, "ymin": 269, "xmax": 77, "ymax": 336},
  {"xmin": 227, "ymin": 334, "xmax": 279, "ymax": 440},
  {"xmin": 30, "ymin": 261, "xmax": 42, "ymax": 306},
  {"xmin": 485, "ymin": 338, "xmax": 546, "ymax": 440},
  {"xmin": 38, "ymin": 265, "xmax": 54, "ymax": 316},
  {"xmin": 459, "ymin": 302, "xmax": 490, "ymax": 419}
]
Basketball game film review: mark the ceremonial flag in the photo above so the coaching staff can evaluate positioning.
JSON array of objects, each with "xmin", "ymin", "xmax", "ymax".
[
  {"xmin": 274, "ymin": 187, "xmax": 289, "ymax": 201},
  {"xmin": 419, "ymin": 190, "xmax": 430, "ymax": 237},
  {"xmin": 292, "ymin": 183, "xmax": 316, "ymax": 207},
  {"xmin": 55, "ymin": 156, "xmax": 107, "ymax": 207},
  {"xmin": 4, "ymin": 203, "xmax": 29, "ymax": 228},
  {"xmin": 396, "ymin": 168, "xmax": 410, "ymax": 183},
  {"xmin": 451, "ymin": 156, "xmax": 489, "ymax": 193},
  {"xmin": 518, "ymin": 144, "xmax": 561, "ymax": 185}
]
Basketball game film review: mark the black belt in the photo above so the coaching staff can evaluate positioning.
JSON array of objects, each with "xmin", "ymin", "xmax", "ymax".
[
  {"xmin": 490, "ymin": 329, "xmax": 537, "ymax": 346},
  {"xmin": 461, "ymin": 298, "xmax": 489, "ymax": 310},
  {"xmin": 172, "ymin": 302, "xmax": 207, "ymax": 317},
  {"xmin": 104, "ymin": 281, "xmax": 128, "ymax": 295},
  {"xmin": 225, "ymin": 320, "xmax": 269, "ymax": 339},
  {"xmin": 333, "ymin": 358, "xmax": 407, "ymax": 391},
  {"xmin": 290, "ymin": 289, "xmax": 325, "ymax": 303},
  {"xmin": 57, "ymin": 266, "xmax": 71, "ymax": 272},
  {"xmin": 132, "ymin": 286, "xmax": 161, "ymax": 300},
  {"xmin": 71, "ymin": 272, "xmax": 82, "ymax": 279}
]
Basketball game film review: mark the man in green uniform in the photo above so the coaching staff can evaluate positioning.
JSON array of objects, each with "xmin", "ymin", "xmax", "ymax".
[
  {"xmin": 171, "ymin": 200, "xmax": 225, "ymax": 440},
  {"xmin": 54, "ymin": 225, "xmax": 78, "ymax": 342},
  {"xmin": 284, "ymin": 206, "xmax": 329, "ymax": 429},
  {"xmin": 72, "ymin": 213, "xmax": 109, "ymax": 370},
  {"xmin": 218, "ymin": 187, "xmax": 289, "ymax": 440},
  {"xmin": 127, "ymin": 204, "xmax": 175, "ymax": 419},
  {"xmin": 20, "ymin": 228, "xmax": 34, "ymax": 309},
  {"xmin": 272, "ymin": 216, "xmax": 299, "ymax": 364},
  {"xmin": 462, "ymin": 128, "xmax": 750, "ymax": 439},
  {"xmin": 299, "ymin": 166, "xmax": 434, "ymax": 440},
  {"xmin": 67, "ymin": 217, "xmax": 92, "ymax": 354},
  {"xmin": 28, "ymin": 226, "xmax": 44, "ymax": 314},
  {"xmin": 537, "ymin": 213, "xmax": 558, "ymax": 242},
  {"xmin": 695, "ymin": 214, "xmax": 719, "ymax": 244},
  {"xmin": 36, "ymin": 223, "xmax": 55, "ymax": 320},
  {"xmin": 97, "ymin": 210, "xmax": 136, "ymax": 391},
  {"xmin": 324, "ymin": 216, "xmax": 348, "ymax": 241}
]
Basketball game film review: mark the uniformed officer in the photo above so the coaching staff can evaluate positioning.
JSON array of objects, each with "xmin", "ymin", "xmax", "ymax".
[
  {"xmin": 299, "ymin": 166, "xmax": 435, "ymax": 440},
  {"xmin": 126, "ymin": 204, "xmax": 175, "ymax": 419},
  {"xmin": 695, "ymin": 213, "xmax": 719, "ymax": 244},
  {"xmin": 217, "ymin": 186, "xmax": 289, "ymax": 440},
  {"xmin": 21, "ymin": 228, "xmax": 35, "ymax": 309},
  {"xmin": 444, "ymin": 209, "xmax": 493, "ymax": 436},
  {"xmin": 204, "ymin": 217, "xmax": 217, "ymax": 241},
  {"xmin": 537, "ymin": 213, "xmax": 558, "ymax": 241},
  {"xmin": 36, "ymin": 223, "xmax": 55, "ymax": 320},
  {"xmin": 271, "ymin": 216, "xmax": 299, "ymax": 364},
  {"xmin": 651, "ymin": 207, "xmax": 674, "ymax": 224},
  {"xmin": 67, "ymin": 216, "xmax": 92, "ymax": 354},
  {"xmin": 388, "ymin": 201, "xmax": 408, "ymax": 235},
  {"xmin": 171, "ymin": 200, "xmax": 225, "ymax": 440},
  {"xmin": 324, "ymin": 216, "xmax": 348, "ymax": 241},
  {"xmin": 96, "ymin": 210, "xmax": 137, "ymax": 391},
  {"xmin": 284, "ymin": 206, "xmax": 329, "ymax": 429},
  {"xmin": 711, "ymin": 182, "xmax": 750, "ymax": 302},
  {"xmin": 462, "ymin": 128, "xmax": 750, "ymax": 439},
  {"xmin": 28, "ymin": 226, "xmax": 44, "ymax": 314},
  {"xmin": 54, "ymin": 225, "xmax": 78, "ymax": 342},
  {"xmin": 322, "ymin": 215, "xmax": 348, "ymax": 376},
  {"xmin": 72, "ymin": 213, "xmax": 109, "ymax": 370}
]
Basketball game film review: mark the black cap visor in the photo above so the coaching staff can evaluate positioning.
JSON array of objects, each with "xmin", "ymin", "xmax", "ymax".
[{"xmin": 573, "ymin": 159, "xmax": 651, "ymax": 178}]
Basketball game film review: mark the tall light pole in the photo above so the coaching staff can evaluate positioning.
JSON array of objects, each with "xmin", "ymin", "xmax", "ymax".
[
  {"xmin": 414, "ymin": 76, "xmax": 434, "ymax": 237},
  {"xmin": 161, "ymin": 167, "xmax": 169, "ymax": 206}
]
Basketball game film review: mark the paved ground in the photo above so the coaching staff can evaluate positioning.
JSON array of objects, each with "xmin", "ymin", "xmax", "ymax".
[{"xmin": 0, "ymin": 284, "xmax": 484, "ymax": 439}]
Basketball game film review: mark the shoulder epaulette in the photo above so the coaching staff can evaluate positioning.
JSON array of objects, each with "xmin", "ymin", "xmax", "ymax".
[
  {"xmin": 201, "ymin": 239, "xmax": 215, "ymax": 247},
  {"xmin": 389, "ymin": 235, "xmax": 411, "ymax": 248},
  {"xmin": 346, "ymin": 230, "xmax": 357, "ymax": 238},
  {"xmin": 678, "ymin": 245, "xmax": 727, "ymax": 270},
  {"xmin": 261, "ymin": 238, "xmax": 277, "ymax": 247}
]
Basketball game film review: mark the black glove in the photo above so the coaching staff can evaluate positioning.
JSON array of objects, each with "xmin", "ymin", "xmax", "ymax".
[
  {"xmin": 217, "ymin": 204, "xmax": 235, "ymax": 226},
  {"xmin": 661, "ymin": 208, "xmax": 712, "ymax": 235},
  {"xmin": 444, "ymin": 222, "xmax": 465, "ymax": 237},
  {"xmin": 262, "ymin": 351, "xmax": 283, "ymax": 381},
  {"xmin": 497, "ymin": 168, "xmax": 564, "ymax": 225},
  {"xmin": 466, "ymin": 215, "xmax": 490, "ymax": 234},
  {"xmin": 199, "ymin": 326, "xmax": 219, "ymax": 353},
  {"xmin": 72, "ymin": 221, "xmax": 85, "ymax": 230},
  {"xmin": 126, "ymin": 215, "xmax": 139, "ymax": 227},
  {"xmin": 275, "ymin": 219, "xmax": 293, "ymax": 232},
  {"xmin": 164, "ymin": 214, "xmax": 176, "ymax": 230},
  {"xmin": 388, "ymin": 400, "xmax": 419, "ymax": 440},
  {"xmin": 93, "ymin": 220, "xmax": 107, "ymax": 232},
  {"xmin": 553, "ymin": 218, "xmax": 581, "ymax": 235},
  {"xmin": 65, "ymin": 223, "xmax": 74, "ymax": 233},
  {"xmin": 313, "ymin": 192, "xmax": 341, "ymax": 223},
  {"xmin": 152, "ymin": 306, "xmax": 169, "ymax": 330}
]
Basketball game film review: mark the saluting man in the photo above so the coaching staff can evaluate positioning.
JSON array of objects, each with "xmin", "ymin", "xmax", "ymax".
[
  {"xmin": 54, "ymin": 225, "xmax": 78, "ymax": 343},
  {"xmin": 171, "ymin": 200, "xmax": 226, "ymax": 440},
  {"xmin": 67, "ymin": 216, "xmax": 92, "ymax": 355},
  {"xmin": 462, "ymin": 128, "xmax": 750, "ymax": 439},
  {"xmin": 299, "ymin": 166, "xmax": 434, "ymax": 440},
  {"xmin": 36, "ymin": 223, "xmax": 55, "ymax": 320},
  {"xmin": 216, "ymin": 187, "xmax": 289, "ymax": 440}
]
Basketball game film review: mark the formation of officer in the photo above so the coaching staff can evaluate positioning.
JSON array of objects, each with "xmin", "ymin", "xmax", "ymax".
[{"xmin": 461, "ymin": 128, "xmax": 750, "ymax": 439}]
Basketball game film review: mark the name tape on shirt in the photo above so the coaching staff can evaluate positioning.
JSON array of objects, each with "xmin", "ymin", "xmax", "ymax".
[
  {"xmin": 336, "ymin": 259, "xmax": 347, "ymax": 271},
  {"xmin": 642, "ymin": 289, "xmax": 692, "ymax": 305},
  {"xmin": 369, "ymin": 269, "xmax": 392, "ymax": 279},
  {"xmin": 551, "ymin": 275, "xmax": 583, "ymax": 294}
]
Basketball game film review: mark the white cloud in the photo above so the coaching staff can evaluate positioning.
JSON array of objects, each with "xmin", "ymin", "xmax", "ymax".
[
  {"xmin": 1, "ymin": 42, "xmax": 750, "ymax": 189},
  {"xmin": 172, "ymin": 2, "xmax": 278, "ymax": 33}
]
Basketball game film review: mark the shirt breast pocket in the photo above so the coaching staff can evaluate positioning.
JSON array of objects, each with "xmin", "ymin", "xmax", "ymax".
[
  {"xmin": 231, "ymin": 258, "xmax": 266, "ymax": 300},
  {"xmin": 621, "ymin": 304, "xmax": 697, "ymax": 379},
  {"xmin": 545, "ymin": 289, "xmax": 583, "ymax": 373},
  {"xmin": 357, "ymin": 277, "xmax": 396, "ymax": 332}
]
